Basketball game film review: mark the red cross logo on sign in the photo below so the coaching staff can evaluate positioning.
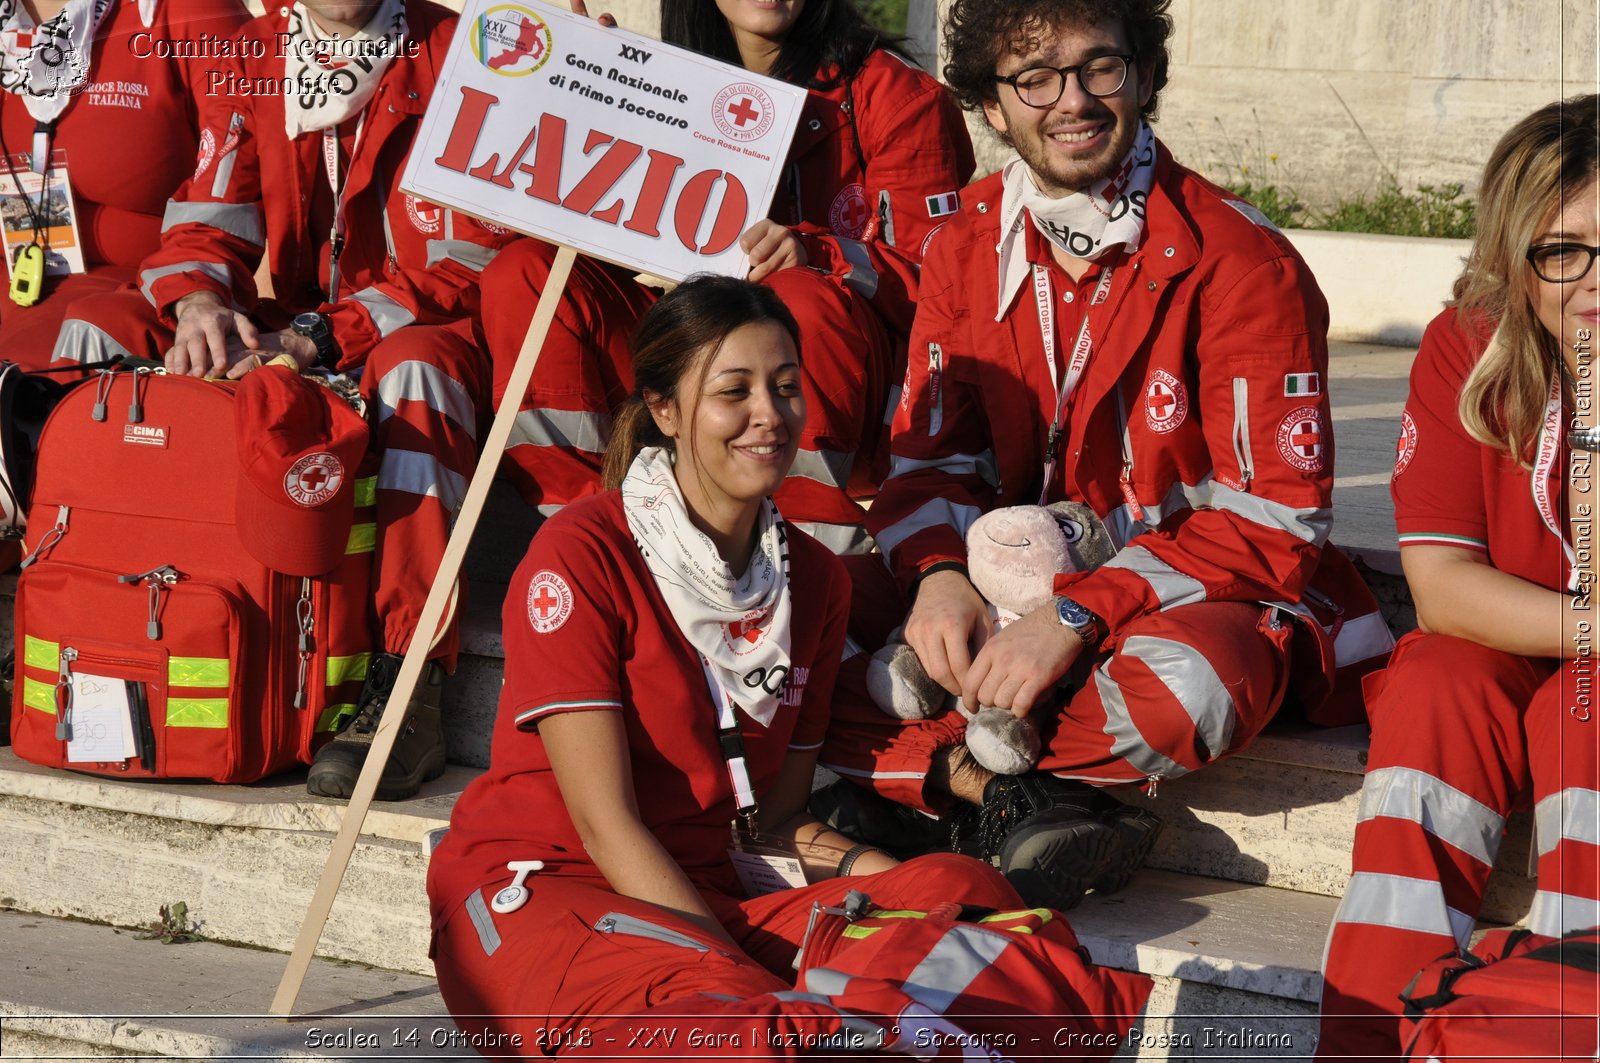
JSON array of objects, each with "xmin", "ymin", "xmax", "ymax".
[
  {"xmin": 284, "ymin": 452, "xmax": 344, "ymax": 507},
  {"xmin": 727, "ymin": 97, "xmax": 760, "ymax": 127},
  {"xmin": 712, "ymin": 82, "xmax": 776, "ymax": 142},
  {"xmin": 1144, "ymin": 369, "xmax": 1187, "ymax": 433},
  {"xmin": 526, "ymin": 570, "xmax": 573, "ymax": 633},
  {"xmin": 1276, "ymin": 406, "xmax": 1325, "ymax": 472}
]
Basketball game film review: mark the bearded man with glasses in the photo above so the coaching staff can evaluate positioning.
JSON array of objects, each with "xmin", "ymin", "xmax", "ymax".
[{"xmin": 812, "ymin": 0, "xmax": 1392, "ymax": 913}]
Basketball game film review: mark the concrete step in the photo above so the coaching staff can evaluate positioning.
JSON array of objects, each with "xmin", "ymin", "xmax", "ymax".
[{"xmin": 0, "ymin": 908, "xmax": 457, "ymax": 1062}]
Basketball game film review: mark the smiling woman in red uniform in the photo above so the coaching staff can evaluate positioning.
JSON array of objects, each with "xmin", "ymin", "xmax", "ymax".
[
  {"xmin": 426, "ymin": 276, "xmax": 1082, "ymax": 1052},
  {"xmin": 0, "ymin": 0, "xmax": 247, "ymax": 366},
  {"xmin": 479, "ymin": 0, "xmax": 973, "ymax": 586},
  {"xmin": 1318, "ymin": 94, "xmax": 1600, "ymax": 1059}
]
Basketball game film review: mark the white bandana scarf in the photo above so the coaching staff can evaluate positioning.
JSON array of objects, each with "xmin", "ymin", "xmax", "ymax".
[
  {"xmin": 996, "ymin": 121, "xmax": 1157, "ymax": 318},
  {"xmin": 622, "ymin": 446, "xmax": 793, "ymax": 728},
  {"xmin": 282, "ymin": 0, "xmax": 407, "ymax": 139},
  {"xmin": 0, "ymin": 0, "xmax": 117, "ymax": 125}
]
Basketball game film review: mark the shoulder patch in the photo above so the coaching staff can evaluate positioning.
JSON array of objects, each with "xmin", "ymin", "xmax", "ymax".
[
  {"xmin": 1276, "ymin": 406, "xmax": 1326, "ymax": 473},
  {"xmin": 1144, "ymin": 369, "xmax": 1188, "ymax": 433},
  {"xmin": 526, "ymin": 570, "xmax": 574, "ymax": 633},
  {"xmin": 1394, "ymin": 410, "xmax": 1418, "ymax": 476}
]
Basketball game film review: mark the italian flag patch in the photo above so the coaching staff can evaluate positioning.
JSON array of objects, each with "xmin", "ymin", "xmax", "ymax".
[
  {"xmin": 1284, "ymin": 372, "xmax": 1320, "ymax": 397},
  {"xmin": 925, "ymin": 191, "xmax": 960, "ymax": 218}
]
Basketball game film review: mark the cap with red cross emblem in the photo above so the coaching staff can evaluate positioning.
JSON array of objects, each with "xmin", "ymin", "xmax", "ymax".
[{"xmin": 234, "ymin": 366, "xmax": 368, "ymax": 576}]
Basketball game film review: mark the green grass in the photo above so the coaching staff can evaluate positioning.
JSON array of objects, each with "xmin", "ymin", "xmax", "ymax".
[
  {"xmin": 1222, "ymin": 179, "xmax": 1477, "ymax": 240},
  {"xmin": 858, "ymin": 0, "xmax": 909, "ymax": 35}
]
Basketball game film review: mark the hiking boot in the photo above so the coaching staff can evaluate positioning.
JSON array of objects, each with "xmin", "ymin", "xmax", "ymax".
[
  {"xmin": 306, "ymin": 652, "xmax": 446, "ymax": 802},
  {"xmin": 809, "ymin": 778, "xmax": 948, "ymax": 858},
  {"xmin": 957, "ymin": 773, "xmax": 1122, "ymax": 911},
  {"xmin": 1090, "ymin": 800, "xmax": 1164, "ymax": 895}
]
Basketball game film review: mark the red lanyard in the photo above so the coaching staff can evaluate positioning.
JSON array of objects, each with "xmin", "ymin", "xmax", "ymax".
[{"xmin": 1037, "ymin": 262, "xmax": 1115, "ymax": 504}]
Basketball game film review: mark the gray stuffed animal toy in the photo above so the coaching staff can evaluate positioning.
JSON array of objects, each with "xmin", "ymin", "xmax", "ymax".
[{"xmin": 867, "ymin": 501, "xmax": 1117, "ymax": 775}]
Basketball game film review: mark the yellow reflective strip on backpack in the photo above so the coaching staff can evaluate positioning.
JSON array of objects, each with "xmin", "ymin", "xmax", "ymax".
[
  {"xmin": 326, "ymin": 652, "xmax": 370, "ymax": 688},
  {"xmin": 841, "ymin": 924, "xmax": 883, "ymax": 940},
  {"xmin": 168, "ymin": 656, "xmax": 229, "ymax": 688},
  {"xmin": 865, "ymin": 909, "xmax": 929, "ymax": 920},
  {"xmin": 346, "ymin": 522, "xmax": 376, "ymax": 554},
  {"xmin": 22, "ymin": 677, "xmax": 54, "ymax": 714},
  {"xmin": 977, "ymin": 908, "xmax": 1053, "ymax": 926},
  {"xmin": 354, "ymin": 475, "xmax": 377, "ymax": 508},
  {"xmin": 167, "ymin": 698, "xmax": 228, "ymax": 728},
  {"xmin": 22, "ymin": 635, "xmax": 58, "ymax": 670},
  {"xmin": 318, "ymin": 703, "xmax": 357, "ymax": 733}
]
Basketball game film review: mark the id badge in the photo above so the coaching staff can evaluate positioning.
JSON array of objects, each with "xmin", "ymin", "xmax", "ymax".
[
  {"xmin": 0, "ymin": 148, "xmax": 87, "ymax": 283},
  {"xmin": 727, "ymin": 821, "xmax": 807, "ymax": 899}
]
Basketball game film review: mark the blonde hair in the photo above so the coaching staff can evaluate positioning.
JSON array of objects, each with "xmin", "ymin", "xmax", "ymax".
[{"xmin": 1457, "ymin": 94, "xmax": 1600, "ymax": 461}]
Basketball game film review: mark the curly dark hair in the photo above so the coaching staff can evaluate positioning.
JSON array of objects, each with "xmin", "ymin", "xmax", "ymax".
[{"xmin": 943, "ymin": 0, "xmax": 1172, "ymax": 119}]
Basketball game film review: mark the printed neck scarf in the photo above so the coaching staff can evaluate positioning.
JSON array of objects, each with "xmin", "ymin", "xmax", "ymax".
[
  {"xmin": 282, "ymin": 0, "xmax": 407, "ymax": 139},
  {"xmin": 995, "ymin": 121, "xmax": 1157, "ymax": 318},
  {"xmin": 622, "ymin": 446, "xmax": 793, "ymax": 728},
  {"xmin": 0, "ymin": 0, "xmax": 117, "ymax": 125}
]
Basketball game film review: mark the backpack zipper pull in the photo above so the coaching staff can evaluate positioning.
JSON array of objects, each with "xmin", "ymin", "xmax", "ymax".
[
  {"xmin": 127, "ymin": 366, "xmax": 154, "ymax": 424},
  {"xmin": 90, "ymin": 369, "xmax": 115, "ymax": 422},
  {"xmin": 54, "ymin": 646, "xmax": 77, "ymax": 741},
  {"xmin": 118, "ymin": 565, "xmax": 180, "ymax": 640},
  {"xmin": 19, "ymin": 504, "xmax": 68, "ymax": 570}
]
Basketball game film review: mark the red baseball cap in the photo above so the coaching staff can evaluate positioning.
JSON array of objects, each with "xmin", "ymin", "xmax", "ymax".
[{"xmin": 235, "ymin": 366, "xmax": 369, "ymax": 576}]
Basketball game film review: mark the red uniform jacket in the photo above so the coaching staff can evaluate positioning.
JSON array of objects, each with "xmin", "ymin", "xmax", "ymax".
[
  {"xmin": 138, "ymin": 0, "xmax": 512, "ymax": 368},
  {"xmin": 868, "ymin": 143, "xmax": 1391, "ymax": 692},
  {"xmin": 779, "ymin": 49, "xmax": 974, "ymax": 338}
]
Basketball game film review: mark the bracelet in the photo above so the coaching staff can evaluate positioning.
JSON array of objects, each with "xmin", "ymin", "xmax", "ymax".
[
  {"xmin": 835, "ymin": 843, "xmax": 883, "ymax": 878},
  {"xmin": 1570, "ymin": 426, "xmax": 1600, "ymax": 452}
]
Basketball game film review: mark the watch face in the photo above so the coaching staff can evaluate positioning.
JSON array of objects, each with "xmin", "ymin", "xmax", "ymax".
[
  {"xmin": 292, "ymin": 312, "xmax": 323, "ymax": 334},
  {"xmin": 1056, "ymin": 597, "xmax": 1092, "ymax": 628}
]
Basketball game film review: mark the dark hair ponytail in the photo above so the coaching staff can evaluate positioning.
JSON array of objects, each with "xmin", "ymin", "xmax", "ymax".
[{"xmin": 602, "ymin": 275, "xmax": 801, "ymax": 489}]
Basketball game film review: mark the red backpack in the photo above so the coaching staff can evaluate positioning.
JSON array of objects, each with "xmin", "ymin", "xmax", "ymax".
[
  {"xmin": 9, "ymin": 369, "xmax": 376, "ymax": 783},
  {"xmin": 1401, "ymin": 927, "xmax": 1600, "ymax": 1061}
]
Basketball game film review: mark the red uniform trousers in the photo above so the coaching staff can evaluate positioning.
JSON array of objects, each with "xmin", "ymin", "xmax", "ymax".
[
  {"xmin": 479, "ymin": 241, "xmax": 892, "ymax": 555},
  {"xmin": 0, "ymin": 269, "xmax": 136, "ymax": 370},
  {"xmin": 821, "ymin": 601, "xmax": 1296, "ymax": 809},
  {"xmin": 433, "ymin": 852, "xmax": 1140, "ymax": 1059},
  {"xmin": 1317, "ymin": 631, "xmax": 1600, "ymax": 1062},
  {"xmin": 50, "ymin": 288, "xmax": 489, "ymax": 669}
]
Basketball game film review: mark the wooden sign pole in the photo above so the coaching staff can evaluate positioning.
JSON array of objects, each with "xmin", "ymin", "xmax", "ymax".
[{"xmin": 270, "ymin": 244, "xmax": 578, "ymax": 1017}]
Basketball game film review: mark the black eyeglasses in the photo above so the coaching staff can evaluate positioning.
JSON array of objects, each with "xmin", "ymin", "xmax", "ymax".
[
  {"xmin": 1528, "ymin": 242, "xmax": 1600, "ymax": 283},
  {"xmin": 994, "ymin": 54, "xmax": 1135, "ymax": 109}
]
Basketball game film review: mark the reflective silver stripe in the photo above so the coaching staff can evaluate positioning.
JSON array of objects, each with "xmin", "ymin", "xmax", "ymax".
[
  {"xmin": 1358, "ymin": 767, "xmax": 1503, "ymax": 867},
  {"xmin": 139, "ymin": 260, "xmax": 232, "ymax": 306},
  {"xmin": 51, "ymin": 318, "xmax": 133, "ymax": 364},
  {"xmin": 463, "ymin": 889, "xmax": 501, "ymax": 957},
  {"xmin": 375, "ymin": 360, "xmax": 479, "ymax": 441},
  {"xmin": 1104, "ymin": 480, "xmax": 1189, "ymax": 549},
  {"xmin": 790, "ymin": 447, "xmax": 853, "ymax": 488},
  {"xmin": 1225, "ymin": 197, "xmax": 1282, "ymax": 234},
  {"xmin": 874, "ymin": 498, "xmax": 983, "ymax": 557},
  {"xmin": 817, "ymin": 761, "xmax": 925, "ymax": 782},
  {"xmin": 885, "ymin": 386, "xmax": 901, "ymax": 424},
  {"xmin": 789, "ymin": 520, "xmax": 876, "ymax": 556},
  {"xmin": 802, "ymin": 966, "xmax": 852, "ymax": 998},
  {"xmin": 878, "ymin": 189, "xmax": 894, "ymax": 247},
  {"xmin": 837, "ymin": 238, "xmax": 879, "ymax": 300},
  {"xmin": 1334, "ymin": 611, "xmax": 1395, "ymax": 666},
  {"xmin": 379, "ymin": 449, "xmax": 468, "ymax": 511},
  {"xmin": 536, "ymin": 503, "xmax": 564, "ymax": 518},
  {"xmin": 770, "ymin": 987, "xmax": 887, "ymax": 1050},
  {"xmin": 161, "ymin": 200, "xmax": 265, "ymax": 245},
  {"xmin": 1204, "ymin": 478, "xmax": 1329, "ymax": 545},
  {"xmin": 1120, "ymin": 635, "xmax": 1236, "ymax": 760},
  {"xmin": 348, "ymin": 287, "xmax": 416, "ymax": 339},
  {"xmin": 1528, "ymin": 890, "xmax": 1600, "ymax": 937},
  {"xmin": 887, "ymin": 450, "xmax": 999, "ymax": 487},
  {"xmin": 900, "ymin": 925, "xmax": 1009, "ymax": 1015},
  {"xmin": 1536, "ymin": 788, "xmax": 1600, "ymax": 855},
  {"xmin": 1094, "ymin": 663, "xmax": 1187, "ymax": 779},
  {"xmin": 1329, "ymin": 872, "xmax": 1476, "ymax": 945},
  {"xmin": 426, "ymin": 239, "xmax": 498, "ymax": 272},
  {"xmin": 594, "ymin": 911, "xmax": 714, "ymax": 951},
  {"xmin": 210, "ymin": 112, "xmax": 243, "ymax": 198},
  {"xmin": 509, "ymin": 407, "xmax": 611, "ymax": 454},
  {"xmin": 1104, "ymin": 543, "xmax": 1208, "ymax": 611}
]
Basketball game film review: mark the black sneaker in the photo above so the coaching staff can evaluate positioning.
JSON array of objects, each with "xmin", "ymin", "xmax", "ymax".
[
  {"xmin": 957, "ymin": 774, "xmax": 1122, "ymax": 911},
  {"xmin": 306, "ymin": 652, "xmax": 446, "ymax": 802},
  {"xmin": 809, "ymin": 778, "xmax": 949, "ymax": 857}
]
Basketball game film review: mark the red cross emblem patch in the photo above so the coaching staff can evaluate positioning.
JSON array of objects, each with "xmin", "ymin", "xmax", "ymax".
[
  {"xmin": 723, "ymin": 608, "xmax": 771, "ymax": 655},
  {"xmin": 1394, "ymin": 410, "xmax": 1418, "ymax": 476},
  {"xmin": 1276, "ymin": 406, "xmax": 1325, "ymax": 473},
  {"xmin": 526, "ymin": 570, "xmax": 573, "ymax": 634},
  {"xmin": 1144, "ymin": 369, "xmax": 1187, "ymax": 434},
  {"xmin": 830, "ymin": 183, "xmax": 871, "ymax": 239},
  {"xmin": 284, "ymin": 452, "xmax": 344, "ymax": 508}
]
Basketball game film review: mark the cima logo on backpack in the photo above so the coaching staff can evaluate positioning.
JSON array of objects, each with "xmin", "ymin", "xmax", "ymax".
[{"xmin": 8, "ymin": 368, "xmax": 376, "ymax": 783}]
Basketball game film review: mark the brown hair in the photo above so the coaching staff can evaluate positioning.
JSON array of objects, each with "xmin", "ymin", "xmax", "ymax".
[
  {"xmin": 942, "ymin": 0, "xmax": 1172, "ymax": 119},
  {"xmin": 601, "ymin": 275, "xmax": 802, "ymax": 489},
  {"xmin": 1456, "ymin": 94, "xmax": 1600, "ymax": 462}
]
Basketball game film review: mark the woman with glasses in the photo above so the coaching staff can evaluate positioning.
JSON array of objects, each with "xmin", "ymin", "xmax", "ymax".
[{"xmin": 1318, "ymin": 94, "xmax": 1600, "ymax": 1059}]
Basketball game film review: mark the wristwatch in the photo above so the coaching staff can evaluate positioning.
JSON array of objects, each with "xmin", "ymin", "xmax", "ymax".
[
  {"xmin": 1053, "ymin": 595, "xmax": 1103, "ymax": 645},
  {"xmin": 289, "ymin": 311, "xmax": 341, "ymax": 369}
]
